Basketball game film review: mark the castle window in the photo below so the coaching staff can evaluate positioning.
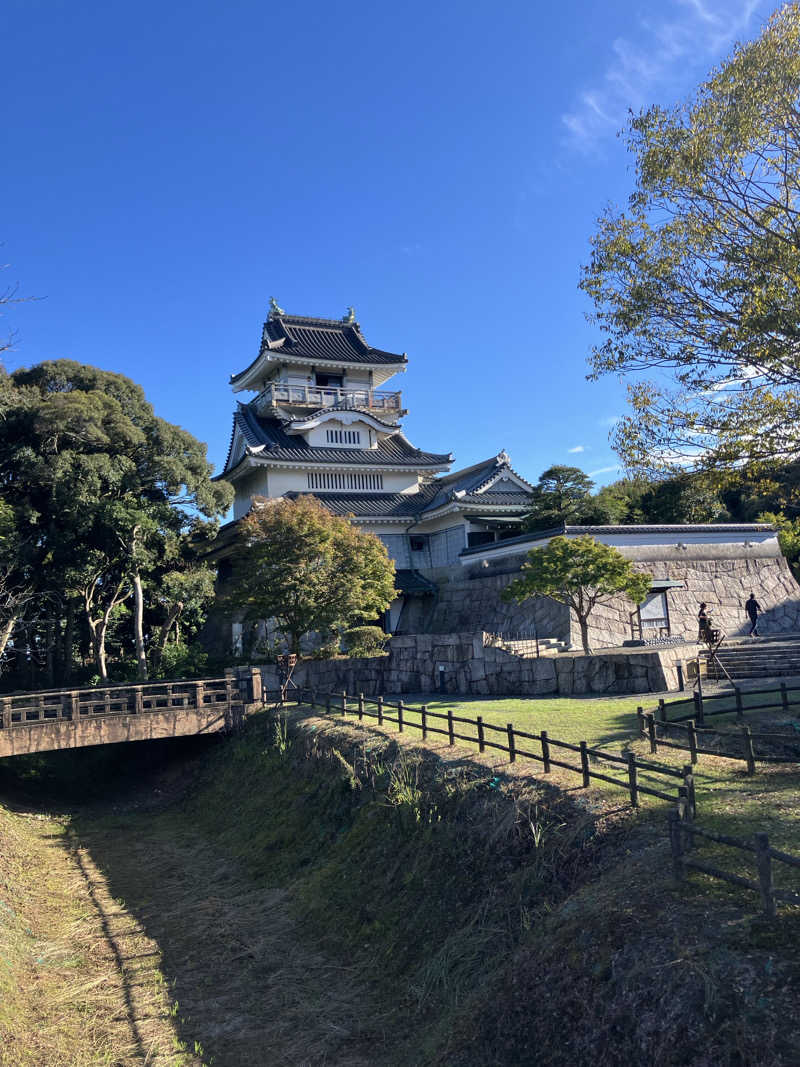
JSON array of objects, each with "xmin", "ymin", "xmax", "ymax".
[
  {"xmin": 326, "ymin": 429, "xmax": 361, "ymax": 445},
  {"xmin": 315, "ymin": 373, "xmax": 343, "ymax": 388},
  {"xmin": 307, "ymin": 472, "xmax": 383, "ymax": 491},
  {"xmin": 410, "ymin": 536, "xmax": 427, "ymax": 551}
]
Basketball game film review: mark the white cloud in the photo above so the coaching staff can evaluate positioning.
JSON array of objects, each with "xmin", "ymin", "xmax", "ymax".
[
  {"xmin": 562, "ymin": 0, "xmax": 769, "ymax": 152},
  {"xmin": 568, "ymin": 445, "xmax": 586, "ymax": 453},
  {"xmin": 589, "ymin": 465, "xmax": 622, "ymax": 477}
]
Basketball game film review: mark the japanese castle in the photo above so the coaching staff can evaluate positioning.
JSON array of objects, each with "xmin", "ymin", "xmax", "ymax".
[{"xmin": 218, "ymin": 300, "xmax": 536, "ymax": 629}]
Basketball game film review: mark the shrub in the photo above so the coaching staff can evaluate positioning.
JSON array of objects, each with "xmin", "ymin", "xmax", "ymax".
[{"xmin": 342, "ymin": 626, "xmax": 390, "ymax": 658}]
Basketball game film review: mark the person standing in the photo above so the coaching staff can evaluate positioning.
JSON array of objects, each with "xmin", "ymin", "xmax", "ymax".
[
  {"xmin": 745, "ymin": 593, "xmax": 762, "ymax": 637},
  {"xmin": 698, "ymin": 603, "xmax": 710, "ymax": 642}
]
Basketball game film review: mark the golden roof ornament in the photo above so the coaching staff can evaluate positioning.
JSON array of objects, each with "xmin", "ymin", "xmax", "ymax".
[
  {"xmin": 343, "ymin": 305, "xmax": 356, "ymax": 324},
  {"xmin": 269, "ymin": 296, "xmax": 285, "ymax": 318}
]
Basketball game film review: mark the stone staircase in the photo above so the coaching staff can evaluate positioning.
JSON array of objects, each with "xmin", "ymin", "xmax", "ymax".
[
  {"xmin": 703, "ymin": 637, "xmax": 800, "ymax": 680},
  {"xmin": 486, "ymin": 634, "xmax": 569, "ymax": 658}
]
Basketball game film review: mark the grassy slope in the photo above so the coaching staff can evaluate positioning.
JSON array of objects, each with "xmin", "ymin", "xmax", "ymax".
[{"xmin": 2, "ymin": 690, "xmax": 799, "ymax": 1066}]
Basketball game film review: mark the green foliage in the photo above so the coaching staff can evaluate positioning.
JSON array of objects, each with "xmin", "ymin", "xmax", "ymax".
[
  {"xmin": 758, "ymin": 511, "xmax": 800, "ymax": 579},
  {"xmin": 0, "ymin": 360, "xmax": 232, "ymax": 683},
  {"xmin": 581, "ymin": 6, "xmax": 800, "ymax": 480},
  {"xmin": 342, "ymin": 625, "xmax": 390, "ymax": 658},
  {"xmin": 225, "ymin": 495, "xmax": 396, "ymax": 655},
  {"xmin": 502, "ymin": 535, "xmax": 651, "ymax": 653},
  {"xmin": 525, "ymin": 465, "xmax": 594, "ymax": 530},
  {"xmin": 158, "ymin": 641, "xmax": 209, "ymax": 679}
]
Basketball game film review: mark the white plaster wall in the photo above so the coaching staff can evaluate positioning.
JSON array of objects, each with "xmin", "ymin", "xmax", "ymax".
[
  {"xmin": 233, "ymin": 470, "xmax": 269, "ymax": 519},
  {"xmin": 268, "ymin": 468, "xmax": 419, "ymax": 495},
  {"xmin": 429, "ymin": 525, "xmax": 467, "ymax": 567},
  {"xmin": 378, "ymin": 533, "xmax": 412, "ymax": 568}
]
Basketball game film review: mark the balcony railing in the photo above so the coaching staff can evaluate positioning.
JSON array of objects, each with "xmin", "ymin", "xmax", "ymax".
[{"xmin": 259, "ymin": 383, "xmax": 403, "ymax": 412}]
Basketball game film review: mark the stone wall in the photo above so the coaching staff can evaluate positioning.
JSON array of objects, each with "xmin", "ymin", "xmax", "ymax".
[
  {"xmin": 411, "ymin": 545, "xmax": 800, "ymax": 651},
  {"xmin": 261, "ymin": 632, "xmax": 692, "ymax": 698}
]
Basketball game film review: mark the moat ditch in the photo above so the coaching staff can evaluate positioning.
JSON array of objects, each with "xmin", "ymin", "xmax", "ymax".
[{"xmin": 2, "ymin": 708, "xmax": 800, "ymax": 1066}]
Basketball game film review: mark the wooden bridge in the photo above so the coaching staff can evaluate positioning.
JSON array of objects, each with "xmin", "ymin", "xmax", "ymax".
[{"xmin": 0, "ymin": 672, "xmax": 261, "ymax": 758}]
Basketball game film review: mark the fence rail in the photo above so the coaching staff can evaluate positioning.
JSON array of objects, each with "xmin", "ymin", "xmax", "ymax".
[
  {"xmin": 669, "ymin": 802, "xmax": 800, "ymax": 916},
  {"xmin": 291, "ymin": 687, "xmax": 694, "ymax": 812}
]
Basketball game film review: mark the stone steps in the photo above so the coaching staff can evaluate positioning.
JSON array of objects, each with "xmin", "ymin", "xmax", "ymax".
[{"xmin": 703, "ymin": 640, "xmax": 800, "ymax": 679}]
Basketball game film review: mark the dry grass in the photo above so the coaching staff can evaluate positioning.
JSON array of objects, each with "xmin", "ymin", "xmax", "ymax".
[{"xmin": 0, "ymin": 802, "xmax": 195, "ymax": 1066}]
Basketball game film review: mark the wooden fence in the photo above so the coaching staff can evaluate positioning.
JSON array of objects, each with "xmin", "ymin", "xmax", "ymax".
[
  {"xmin": 0, "ymin": 677, "xmax": 241, "ymax": 731},
  {"xmin": 291, "ymin": 687, "xmax": 694, "ymax": 812},
  {"xmin": 659, "ymin": 681, "xmax": 800, "ymax": 726},
  {"xmin": 669, "ymin": 799, "xmax": 800, "ymax": 916}
]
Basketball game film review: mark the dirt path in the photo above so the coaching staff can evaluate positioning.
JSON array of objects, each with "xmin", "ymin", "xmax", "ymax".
[{"xmin": 75, "ymin": 812, "xmax": 385, "ymax": 1067}]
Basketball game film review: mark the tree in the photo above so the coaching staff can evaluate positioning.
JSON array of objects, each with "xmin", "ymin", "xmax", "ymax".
[
  {"xmin": 501, "ymin": 535, "xmax": 651, "ymax": 654},
  {"xmin": 0, "ymin": 361, "xmax": 232, "ymax": 681},
  {"xmin": 581, "ymin": 7, "xmax": 800, "ymax": 481},
  {"xmin": 525, "ymin": 465, "xmax": 595, "ymax": 530},
  {"xmin": 758, "ymin": 511, "xmax": 800, "ymax": 580},
  {"xmin": 225, "ymin": 495, "xmax": 397, "ymax": 655}
]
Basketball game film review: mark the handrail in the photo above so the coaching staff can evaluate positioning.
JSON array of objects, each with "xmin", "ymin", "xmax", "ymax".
[{"xmin": 260, "ymin": 383, "xmax": 403, "ymax": 411}]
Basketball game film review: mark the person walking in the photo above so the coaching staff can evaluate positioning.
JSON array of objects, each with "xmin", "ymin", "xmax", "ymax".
[{"xmin": 746, "ymin": 593, "xmax": 762, "ymax": 637}]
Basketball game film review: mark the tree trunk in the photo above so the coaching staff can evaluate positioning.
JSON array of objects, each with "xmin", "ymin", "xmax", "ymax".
[
  {"xmin": 578, "ymin": 616, "xmax": 592, "ymax": 655},
  {"xmin": 45, "ymin": 618, "xmax": 56, "ymax": 687},
  {"xmin": 152, "ymin": 601, "xmax": 183, "ymax": 676},
  {"xmin": 89, "ymin": 622, "xmax": 108, "ymax": 681},
  {"xmin": 61, "ymin": 601, "xmax": 75, "ymax": 683},
  {"xmin": 132, "ymin": 568, "xmax": 148, "ymax": 681},
  {"xmin": 0, "ymin": 615, "xmax": 17, "ymax": 663}
]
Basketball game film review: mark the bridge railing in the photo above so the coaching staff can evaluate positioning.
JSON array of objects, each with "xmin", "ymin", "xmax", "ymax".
[{"xmin": 0, "ymin": 677, "xmax": 241, "ymax": 730}]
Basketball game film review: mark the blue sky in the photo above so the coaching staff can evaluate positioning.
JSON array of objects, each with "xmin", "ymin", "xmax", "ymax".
[{"xmin": 2, "ymin": 0, "xmax": 780, "ymax": 496}]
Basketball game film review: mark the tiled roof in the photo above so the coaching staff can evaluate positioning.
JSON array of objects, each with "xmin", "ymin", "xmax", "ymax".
[
  {"xmin": 231, "ymin": 314, "xmax": 406, "ymax": 384},
  {"xmin": 394, "ymin": 569, "xmax": 438, "ymax": 596},
  {"xmin": 224, "ymin": 408, "xmax": 452, "ymax": 471},
  {"xmin": 422, "ymin": 454, "xmax": 534, "ymax": 513},
  {"xmin": 283, "ymin": 491, "xmax": 434, "ymax": 518},
  {"xmin": 457, "ymin": 492, "xmax": 533, "ymax": 508}
]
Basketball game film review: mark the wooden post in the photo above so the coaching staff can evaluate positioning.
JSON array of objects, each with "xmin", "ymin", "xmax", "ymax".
[
  {"xmin": 627, "ymin": 752, "xmax": 638, "ymax": 807},
  {"xmin": 647, "ymin": 713, "xmax": 657, "ymax": 754},
  {"xmin": 636, "ymin": 707, "xmax": 645, "ymax": 738},
  {"xmin": 358, "ymin": 693, "xmax": 364, "ymax": 721},
  {"xmin": 735, "ymin": 687, "xmax": 744, "ymax": 720},
  {"xmin": 754, "ymin": 832, "xmax": 776, "ymax": 917},
  {"xmin": 687, "ymin": 719, "xmax": 698, "ymax": 765},
  {"xmin": 658, "ymin": 697, "xmax": 667, "ymax": 723},
  {"xmin": 421, "ymin": 705, "xmax": 428, "ymax": 741},
  {"xmin": 71, "ymin": 692, "xmax": 80, "ymax": 719},
  {"xmin": 668, "ymin": 809, "xmax": 685, "ymax": 881},
  {"xmin": 742, "ymin": 725, "xmax": 756, "ymax": 776},
  {"xmin": 540, "ymin": 730, "xmax": 551, "ymax": 774},
  {"xmin": 193, "ymin": 681, "xmax": 204, "ymax": 710},
  {"xmin": 166, "ymin": 683, "xmax": 174, "ymax": 708},
  {"xmin": 781, "ymin": 682, "xmax": 789, "ymax": 712},
  {"xmin": 579, "ymin": 741, "xmax": 590, "ymax": 788},
  {"xmin": 377, "ymin": 696, "xmax": 383, "ymax": 725},
  {"xmin": 1, "ymin": 697, "xmax": 11, "ymax": 730},
  {"xmin": 682, "ymin": 765, "xmax": 696, "ymax": 818},
  {"xmin": 397, "ymin": 700, "xmax": 404, "ymax": 733},
  {"xmin": 476, "ymin": 714, "xmax": 484, "ymax": 753},
  {"xmin": 506, "ymin": 723, "xmax": 516, "ymax": 763},
  {"xmin": 447, "ymin": 706, "xmax": 455, "ymax": 746},
  {"xmin": 135, "ymin": 687, "xmax": 144, "ymax": 715},
  {"xmin": 696, "ymin": 684, "xmax": 705, "ymax": 724},
  {"xmin": 103, "ymin": 688, "xmax": 111, "ymax": 717},
  {"xmin": 341, "ymin": 691, "xmax": 347, "ymax": 717},
  {"xmin": 36, "ymin": 693, "xmax": 44, "ymax": 721}
]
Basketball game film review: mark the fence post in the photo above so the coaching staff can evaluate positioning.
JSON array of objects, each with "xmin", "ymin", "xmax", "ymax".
[
  {"xmin": 397, "ymin": 700, "xmax": 404, "ymax": 733},
  {"xmin": 647, "ymin": 713, "xmax": 657, "ymax": 755},
  {"xmin": 540, "ymin": 729, "xmax": 551, "ymax": 774},
  {"xmin": 421, "ymin": 705, "xmax": 428, "ymax": 741},
  {"xmin": 668, "ymin": 809, "xmax": 685, "ymax": 881},
  {"xmin": 754, "ymin": 832, "xmax": 776, "ymax": 917},
  {"xmin": 627, "ymin": 752, "xmax": 638, "ymax": 807},
  {"xmin": 687, "ymin": 719, "xmax": 698, "ymax": 765},
  {"xmin": 579, "ymin": 740, "xmax": 590, "ymax": 788},
  {"xmin": 735, "ymin": 687, "xmax": 744, "ymax": 720},
  {"xmin": 682, "ymin": 765, "xmax": 696, "ymax": 818},
  {"xmin": 377, "ymin": 696, "xmax": 383, "ymax": 726},
  {"xmin": 2, "ymin": 697, "xmax": 11, "ymax": 730},
  {"xmin": 476, "ymin": 714, "xmax": 484, "ymax": 753},
  {"xmin": 742, "ymin": 725, "xmax": 756, "ymax": 776},
  {"xmin": 341, "ymin": 691, "xmax": 347, "ymax": 717},
  {"xmin": 506, "ymin": 723, "xmax": 516, "ymax": 763},
  {"xmin": 658, "ymin": 698, "xmax": 667, "ymax": 723},
  {"xmin": 135, "ymin": 687, "xmax": 144, "ymax": 716},
  {"xmin": 636, "ymin": 707, "xmax": 645, "ymax": 738},
  {"xmin": 358, "ymin": 693, "xmax": 364, "ymax": 721},
  {"xmin": 781, "ymin": 682, "xmax": 789, "ymax": 712},
  {"xmin": 447, "ymin": 706, "xmax": 455, "ymax": 746}
]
